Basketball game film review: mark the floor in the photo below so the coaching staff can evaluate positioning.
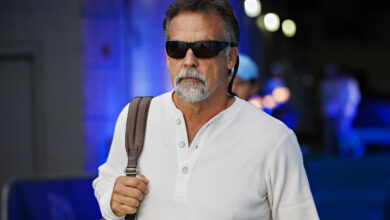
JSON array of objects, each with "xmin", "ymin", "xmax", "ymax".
[{"xmin": 305, "ymin": 151, "xmax": 390, "ymax": 220}]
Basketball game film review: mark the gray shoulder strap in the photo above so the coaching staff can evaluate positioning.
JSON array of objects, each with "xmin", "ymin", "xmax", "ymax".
[
  {"xmin": 124, "ymin": 96, "xmax": 152, "ymax": 220},
  {"xmin": 125, "ymin": 96, "xmax": 153, "ymax": 176}
]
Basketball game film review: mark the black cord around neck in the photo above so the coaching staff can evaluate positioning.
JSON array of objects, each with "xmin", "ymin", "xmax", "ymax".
[{"xmin": 228, "ymin": 55, "xmax": 239, "ymax": 96}]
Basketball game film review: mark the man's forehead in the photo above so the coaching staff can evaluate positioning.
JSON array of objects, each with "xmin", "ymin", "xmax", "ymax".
[{"xmin": 168, "ymin": 11, "xmax": 226, "ymax": 41}]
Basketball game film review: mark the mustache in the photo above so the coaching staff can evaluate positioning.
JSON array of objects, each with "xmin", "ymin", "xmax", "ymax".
[{"xmin": 174, "ymin": 68, "xmax": 207, "ymax": 86}]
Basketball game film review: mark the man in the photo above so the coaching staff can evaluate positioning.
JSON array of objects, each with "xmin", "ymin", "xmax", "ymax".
[
  {"xmin": 229, "ymin": 53, "xmax": 259, "ymax": 101},
  {"xmin": 93, "ymin": 0, "xmax": 319, "ymax": 219},
  {"xmin": 319, "ymin": 64, "xmax": 364, "ymax": 157}
]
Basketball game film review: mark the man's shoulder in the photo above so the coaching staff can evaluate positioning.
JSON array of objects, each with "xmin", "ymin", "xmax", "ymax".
[
  {"xmin": 237, "ymin": 99, "xmax": 291, "ymax": 136},
  {"xmin": 226, "ymin": 99, "xmax": 295, "ymax": 156},
  {"xmin": 151, "ymin": 91, "xmax": 172, "ymax": 103},
  {"xmin": 147, "ymin": 91, "xmax": 173, "ymax": 111},
  {"xmin": 240, "ymin": 99, "xmax": 287, "ymax": 124}
]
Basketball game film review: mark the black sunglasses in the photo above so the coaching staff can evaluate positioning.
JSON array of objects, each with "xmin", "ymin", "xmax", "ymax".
[{"xmin": 166, "ymin": 41, "xmax": 236, "ymax": 59}]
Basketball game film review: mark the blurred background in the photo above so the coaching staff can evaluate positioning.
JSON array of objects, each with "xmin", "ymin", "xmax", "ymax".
[{"xmin": 0, "ymin": 0, "xmax": 389, "ymax": 219}]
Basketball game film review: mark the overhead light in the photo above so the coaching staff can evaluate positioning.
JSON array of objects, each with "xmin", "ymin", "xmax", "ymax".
[
  {"xmin": 264, "ymin": 13, "xmax": 280, "ymax": 32},
  {"xmin": 244, "ymin": 0, "xmax": 261, "ymax": 18},
  {"xmin": 282, "ymin": 19, "xmax": 297, "ymax": 37}
]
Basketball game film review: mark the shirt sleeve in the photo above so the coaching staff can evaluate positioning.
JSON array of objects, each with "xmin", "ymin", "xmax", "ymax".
[
  {"xmin": 265, "ymin": 129, "xmax": 320, "ymax": 220},
  {"xmin": 92, "ymin": 104, "xmax": 130, "ymax": 220}
]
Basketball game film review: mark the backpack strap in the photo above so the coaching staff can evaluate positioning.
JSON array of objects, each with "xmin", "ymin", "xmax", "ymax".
[
  {"xmin": 124, "ymin": 96, "xmax": 153, "ymax": 220},
  {"xmin": 124, "ymin": 96, "xmax": 153, "ymax": 175}
]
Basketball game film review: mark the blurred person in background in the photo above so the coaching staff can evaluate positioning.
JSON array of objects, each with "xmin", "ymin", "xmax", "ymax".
[
  {"xmin": 263, "ymin": 62, "xmax": 298, "ymax": 130},
  {"xmin": 319, "ymin": 64, "xmax": 365, "ymax": 158},
  {"xmin": 264, "ymin": 62, "xmax": 286, "ymax": 96},
  {"xmin": 319, "ymin": 64, "xmax": 340, "ymax": 155},
  {"xmin": 228, "ymin": 53, "xmax": 259, "ymax": 101}
]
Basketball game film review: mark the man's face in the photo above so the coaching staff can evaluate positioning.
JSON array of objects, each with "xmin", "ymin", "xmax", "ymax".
[{"xmin": 166, "ymin": 11, "xmax": 237, "ymax": 103}]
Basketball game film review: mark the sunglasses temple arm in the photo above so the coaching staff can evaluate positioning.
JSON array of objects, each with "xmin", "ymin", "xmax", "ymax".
[{"xmin": 228, "ymin": 55, "xmax": 239, "ymax": 96}]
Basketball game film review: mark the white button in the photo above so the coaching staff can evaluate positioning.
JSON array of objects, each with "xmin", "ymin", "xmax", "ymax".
[
  {"xmin": 178, "ymin": 141, "xmax": 185, "ymax": 148},
  {"xmin": 182, "ymin": 166, "xmax": 189, "ymax": 174},
  {"xmin": 176, "ymin": 118, "xmax": 181, "ymax": 125}
]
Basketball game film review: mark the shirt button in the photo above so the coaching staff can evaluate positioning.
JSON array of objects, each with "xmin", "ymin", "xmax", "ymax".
[
  {"xmin": 178, "ymin": 141, "xmax": 185, "ymax": 148},
  {"xmin": 182, "ymin": 166, "xmax": 189, "ymax": 174},
  {"xmin": 176, "ymin": 118, "xmax": 181, "ymax": 125}
]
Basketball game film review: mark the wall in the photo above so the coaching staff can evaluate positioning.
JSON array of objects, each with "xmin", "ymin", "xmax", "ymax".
[
  {"xmin": 82, "ymin": 0, "xmax": 173, "ymax": 173},
  {"xmin": 0, "ymin": 0, "xmax": 83, "ymax": 189}
]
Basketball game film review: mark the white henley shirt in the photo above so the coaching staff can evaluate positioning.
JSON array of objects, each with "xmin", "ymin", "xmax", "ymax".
[{"xmin": 93, "ymin": 91, "xmax": 319, "ymax": 220}]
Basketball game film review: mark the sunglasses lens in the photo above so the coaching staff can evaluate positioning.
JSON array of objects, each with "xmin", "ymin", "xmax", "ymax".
[
  {"xmin": 166, "ymin": 41, "xmax": 229, "ymax": 59},
  {"xmin": 192, "ymin": 42, "xmax": 220, "ymax": 58},
  {"xmin": 166, "ymin": 41, "xmax": 188, "ymax": 58}
]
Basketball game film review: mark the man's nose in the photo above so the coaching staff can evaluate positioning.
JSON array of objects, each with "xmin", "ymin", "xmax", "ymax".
[{"xmin": 183, "ymin": 49, "xmax": 198, "ymax": 68}]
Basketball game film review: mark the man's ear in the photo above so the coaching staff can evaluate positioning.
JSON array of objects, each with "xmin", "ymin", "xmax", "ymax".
[{"xmin": 227, "ymin": 47, "xmax": 238, "ymax": 70}]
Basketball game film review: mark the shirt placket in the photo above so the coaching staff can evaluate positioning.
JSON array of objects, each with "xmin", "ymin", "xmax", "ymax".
[
  {"xmin": 173, "ymin": 113, "xmax": 191, "ymax": 203},
  {"xmin": 172, "ymin": 112, "xmax": 219, "ymax": 203}
]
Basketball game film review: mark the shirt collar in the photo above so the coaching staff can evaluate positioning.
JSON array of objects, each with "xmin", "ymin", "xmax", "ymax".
[{"xmin": 164, "ymin": 90, "xmax": 243, "ymax": 123}]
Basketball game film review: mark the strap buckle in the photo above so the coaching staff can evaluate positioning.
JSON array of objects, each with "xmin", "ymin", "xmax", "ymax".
[{"xmin": 124, "ymin": 167, "xmax": 138, "ymax": 175}]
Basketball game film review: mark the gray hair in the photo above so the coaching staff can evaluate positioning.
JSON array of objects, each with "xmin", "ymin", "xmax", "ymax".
[{"xmin": 163, "ymin": 0, "xmax": 240, "ymax": 45}]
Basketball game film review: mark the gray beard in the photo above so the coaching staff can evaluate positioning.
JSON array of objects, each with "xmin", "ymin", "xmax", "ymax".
[{"xmin": 174, "ymin": 68, "xmax": 209, "ymax": 103}]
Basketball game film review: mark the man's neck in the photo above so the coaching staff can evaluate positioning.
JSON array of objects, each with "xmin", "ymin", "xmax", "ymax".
[{"xmin": 172, "ymin": 90, "xmax": 235, "ymax": 145}]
